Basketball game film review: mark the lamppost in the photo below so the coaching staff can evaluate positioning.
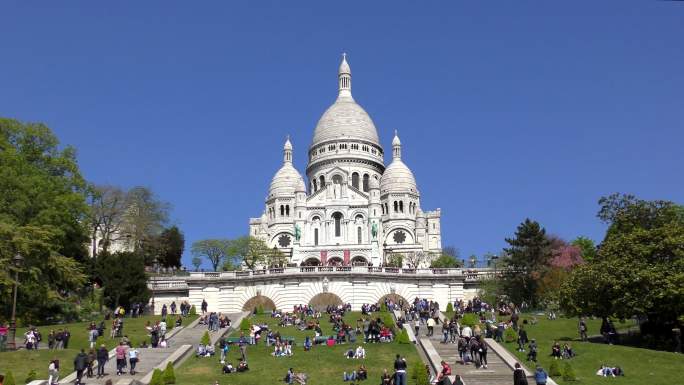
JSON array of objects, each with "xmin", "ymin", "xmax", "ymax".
[
  {"xmin": 9, "ymin": 252, "xmax": 24, "ymax": 350},
  {"xmin": 382, "ymin": 242, "xmax": 387, "ymax": 267},
  {"xmin": 469, "ymin": 255, "xmax": 477, "ymax": 269}
]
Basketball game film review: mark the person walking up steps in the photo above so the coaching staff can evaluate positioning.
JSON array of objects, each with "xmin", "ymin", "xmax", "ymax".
[{"xmin": 97, "ymin": 344, "xmax": 108, "ymax": 378}]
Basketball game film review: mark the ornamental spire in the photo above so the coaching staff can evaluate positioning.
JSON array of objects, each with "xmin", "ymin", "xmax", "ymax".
[
  {"xmin": 283, "ymin": 135, "xmax": 293, "ymax": 163},
  {"xmin": 338, "ymin": 53, "xmax": 352, "ymax": 98},
  {"xmin": 392, "ymin": 130, "xmax": 402, "ymax": 160}
]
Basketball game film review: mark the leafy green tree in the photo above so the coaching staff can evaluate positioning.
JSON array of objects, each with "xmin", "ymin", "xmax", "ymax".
[
  {"xmin": 0, "ymin": 118, "xmax": 89, "ymax": 323},
  {"xmin": 228, "ymin": 236, "xmax": 283, "ymax": 270},
  {"xmin": 122, "ymin": 186, "xmax": 170, "ymax": 264},
  {"xmin": 87, "ymin": 184, "xmax": 128, "ymax": 259},
  {"xmin": 157, "ymin": 226, "xmax": 185, "ymax": 268},
  {"xmin": 571, "ymin": 236, "xmax": 597, "ymax": 262},
  {"xmin": 478, "ymin": 278, "xmax": 503, "ymax": 307},
  {"xmin": 191, "ymin": 256, "xmax": 202, "ymax": 271},
  {"xmin": 201, "ymin": 331, "xmax": 211, "ymax": 345},
  {"xmin": 430, "ymin": 254, "xmax": 462, "ymax": 268},
  {"xmin": 95, "ymin": 251, "xmax": 150, "ymax": 309},
  {"xmin": 502, "ymin": 219, "xmax": 552, "ymax": 307},
  {"xmin": 560, "ymin": 194, "xmax": 684, "ymax": 329},
  {"xmin": 191, "ymin": 239, "xmax": 231, "ymax": 272},
  {"xmin": 385, "ymin": 253, "xmax": 404, "ymax": 267}
]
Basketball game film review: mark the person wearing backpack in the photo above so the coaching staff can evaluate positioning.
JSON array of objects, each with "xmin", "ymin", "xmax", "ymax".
[
  {"xmin": 513, "ymin": 363, "xmax": 528, "ymax": 385},
  {"xmin": 534, "ymin": 365, "xmax": 548, "ymax": 385}
]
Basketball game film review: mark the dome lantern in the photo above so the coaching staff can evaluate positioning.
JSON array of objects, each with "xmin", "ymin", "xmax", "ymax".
[{"xmin": 338, "ymin": 53, "xmax": 352, "ymax": 99}]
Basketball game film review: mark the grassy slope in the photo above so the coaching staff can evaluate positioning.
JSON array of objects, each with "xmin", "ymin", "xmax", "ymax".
[
  {"xmin": 501, "ymin": 314, "xmax": 683, "ymax": 385},
  {"xmin": 0, "ymin": 314, "xmax": 197, "ymax": 381},
  {"xmin": 176, "ymin": 312, "xmax": 422, "ymax": 385}
]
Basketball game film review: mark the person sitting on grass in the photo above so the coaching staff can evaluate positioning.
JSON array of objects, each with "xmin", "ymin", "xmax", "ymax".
[
  {"xmin": 284, "ymin": 340, "xmax": 293, "ymax": 356},
  {"xmin": 304, "ymin": 336, "xmax": 312, "ymax": 351},
  {"xmin": 381, "ymin": 369, "xmax": 392, "ymax": 385},
  {"xmin": 527, "ymin": 339, "xmax": 538, "ymax": 362},
  {"xmin": 222, "ymin": 362, "xmax": 235, "ymax": 374},
  {"xmin": 550, "ymin": 341, "xmax": 561, "ymax": 359},
  {"xmin": 562, "ymin": 343, "xmax": 574, "ymax": 359},
  {"xmin": 237, "ymin": 359, "xmax": 249, "ymax": 372},
  {"xmin": 357, "ymin": 365, "xmax": 368, "ymax": 381},
  {"xmin": 273, "ymin": 342, "xmax": 284, "ymax": 357},
  {"xmin": 596, "ymin": 365, "xmax": 624, "ymax": 377},
  {"xmin": 379, "ymin": 327, "xmax": 393, "ymax": 342},
  {"xmin": 284, "ymin": 368, "xmax": 295, "ymax": 384},
  {"xmin": 345, "ymin": 348, "xmax": 356, "ymax": 359},
  {"xmin": 354, "ymin": 345, "xmax": 366, "ymax": 359},
  {"xmin": 343, "ymin": 369, "xmax": 357, "ymax": 381}
]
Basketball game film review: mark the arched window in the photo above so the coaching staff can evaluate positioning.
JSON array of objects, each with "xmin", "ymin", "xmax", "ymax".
[
  {"xmin": 286, "ymin": 205, "xmax": 290, "ymax": 216},
  {"xmin": 357, "ymin": 227, "xmax": 362, "ymax": 244},
  {"xmin": 385, "ymin": 203, "xmax": 389, "ymax": 214},
  {"xmin": 399, "ymin": 201, "xmax": 404, "ymax": 213},
  {"xmin": 363, "ymin": 174, "xmax": 370, "ymax": 192},
  {"xmin": 352, "ymin": 172, "xmax": 359, "ymax": 189},
  {"xmin": 280, "ymin": 205, "xmax": 284, "ymax": 216},
  {"xmin": 319, "ymin": 175, "xmax": 325, "ymax": 188},
  {"xmin": 381, "ymin": 205, "xmax": 385, "ymax": 215},
  {"xmin": 333, "ymin": 212, "xmax": 342, "ymax": 237},
  {"xmin": 314, "ymin": 228, "xmax": 319, "ymax": 246},
  {"xmin": 394, "ymin": 201, "xmax": 398, "ymax": 212}
]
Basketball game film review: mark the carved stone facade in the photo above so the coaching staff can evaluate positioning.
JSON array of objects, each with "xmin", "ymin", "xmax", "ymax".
[{"xmin": 249, "ymin": 55, "xmax": 442, "ymax": 268}]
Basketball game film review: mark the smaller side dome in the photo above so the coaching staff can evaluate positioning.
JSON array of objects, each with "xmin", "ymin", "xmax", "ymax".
[
  {"xmin": 268, "ymin": 138, "xmax": 305, "ymax": 198},
  {"xmin": 380, "ymin": 131, "xmax": 419, "ymax": 194}
]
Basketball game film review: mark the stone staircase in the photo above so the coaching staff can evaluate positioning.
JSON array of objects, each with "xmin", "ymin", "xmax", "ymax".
[
  {"xmin": 53, "ymin": 312, "xmax": 249, "ymax": 385},
  {"xmin": 404, "ymin": 310, "xmax": 537, "ymax": 385}
]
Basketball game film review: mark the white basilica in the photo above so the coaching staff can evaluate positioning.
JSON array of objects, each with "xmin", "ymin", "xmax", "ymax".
[{"xmin": 249, "ymin": 55, "xmax": 442, "ymax": 268}]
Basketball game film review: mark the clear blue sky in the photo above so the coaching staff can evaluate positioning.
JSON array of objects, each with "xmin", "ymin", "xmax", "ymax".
[{"xmin": 2, "ymin": 1, "xmax": 683, "ymax": 267}]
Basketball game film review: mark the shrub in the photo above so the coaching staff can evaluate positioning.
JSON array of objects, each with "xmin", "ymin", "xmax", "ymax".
[
  {"xmin": 163, "ymin": 361, "xmax": 176, "ymax": 384},
  {"xmin": 200, "ymin": 331, "xmax": 211, "ymax": 346},
  {"xmin": 380, "ymin": 312, "xmax": 396, "ymax": 330},
  {"xmin": 549, "ymin": 360, "xmax": 562, "ymax": 377},
  {"xmin": 25, "ymin": 369, "xmax": 37, "ymax": 383},
  {"xmin": 396, "ymin": 327, "xmax": 410, "ymax": 344},
  {"xmin": 240, "ymin": 317, "xmax": 251, "ymax": 331},
  {"xmin": 189, "ymin": 305, "xmax": 197, "ymax": 315},
  {"xmin": 562, "ymin": 362, "xmax": 577, "ymax": 381},
  {"xmin": 3, "ymin": 370, "xmax": 16, "ymax": 385},
  {"xmin": 380, "ymin": 302, "xmax": 389, "ymax": 313},
  {"xmin": 410, "ymin": 361, "xmax": 429, "ymax": 385},
  {"xmin": 460, "ymin": 313, "xmax": 478, "ymax": 327},
  {"xmin": 446, "ymin": 302, "xmax": 454, "ymax": 313},
  {"xmin": 504, "ymin": 327, "xmax": 518, "ymax": 343},
  {"xmin": 149, "ymin": 368, "xmax": 164, "ymax": 385}
]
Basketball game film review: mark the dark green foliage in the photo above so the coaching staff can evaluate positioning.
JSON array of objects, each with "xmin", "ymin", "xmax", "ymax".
[
  {"xmin": 0, "ymin": 118, "xmax": 89, "ymax": 323},
  {"xmin": 446, "ymin": 302, "xmax": 454, "ymax": 313},
  {"xmin": 189, "ymin": 305, "xmax": 197, "ymax": 315},
  {"xmin": 240, "ymin": 317, "xmax": 251, "ymax": 331},
  {"xmin": 256, "ymin": 305, "xmax": 265, "ymax": 315},
  {"xmin": 396, "ymin": 327, "xmax": 410, "ymax": 344},
  {"xmin": 380, "ymin": 312, "xmax": 396, "ymax": 330},
  {"xmin": 549, "ymin": 360, "xmax": 562, "ymax": 377},
  {"xmin": 380, "ymin": 302, "xmax": 388, "ymax": 312},
  {"xmin": 24, "ymin": 368, "xmax": 37, "ymax": 383},
  {"xmin": 3, "ymin": 370, "xmax": 16, "ymax": 385},
  {"xmin": 562, "ymin": 362, "xmax": 577, "ymax": 381},
  {"xmin": 95, "ymin": 251, "xmax": 150, "ymax": 309},
  {"xmin": 504, "ymin": 327, "xmax": 518, "ymax": 343},
  {"xmin": 410, "ymin": 360, "xmax": 429, "ymax": 385},
  {"xmin": 460, "ymin": 313, "xmax": 478, "ymax": 327},
  {"xmin": 201, "ymin": 331, "xmax": 211, "ymax": 346},
  {"xmin": 157, "ymin": 226, "xmax": 185, "ymax": 268},
  {"xmin": 502, "ymin": 219, "xmax": 552, "ymax": 307},
  {"xmin": 191, "ymin": 238, "xmax": 231, "ymax": 272},
  {"xmin": 561, "ymin": 194, "xmax": 684, "ymax": 326},
  {"xmin": 163, "ymin": 361, "xmax": 176, "ymax": 384},
  {"xmin": 149, "ymin": 368, "xmax": 164, "ymax": 385}
]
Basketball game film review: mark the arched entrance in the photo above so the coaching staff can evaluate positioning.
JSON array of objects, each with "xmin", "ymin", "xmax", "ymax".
[
  {"xmin": 377, "ymin": 293, "xmax": 409, "ymax": 309},
  {"xmin": 351, "ymin": 256, "xmax": 368, "ymax": 266},
  {"xmin": 328, "ymin": 256, "xmax": 343, "ymax": 266},
  {"xmin": 242, "ymin": 295, "xmax": 277, "ymax": 312},
  {"xmin": 309, "ymin": 293, "xmax": 343, "ymax": 310},
  {"xmin": 301, "ymin": 258, "xmax": 320, "ymax": 266}
]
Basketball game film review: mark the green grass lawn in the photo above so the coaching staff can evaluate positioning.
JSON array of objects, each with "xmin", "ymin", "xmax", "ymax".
[
  {"xmin": 176, "ymin": 311, "xmax": 422, "ymax": 385},
  {"xmin": 500, "ymin": 313, "xmax": 683, "ymax": 385},
  {"xmin": 0, "ymin": 314, "xmax": 197, "ymax": 382}
]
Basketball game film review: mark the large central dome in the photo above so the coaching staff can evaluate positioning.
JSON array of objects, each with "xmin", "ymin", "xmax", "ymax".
[{"xmin": 310, "ymin": 55, "xmax": 380, "ymax": 147}]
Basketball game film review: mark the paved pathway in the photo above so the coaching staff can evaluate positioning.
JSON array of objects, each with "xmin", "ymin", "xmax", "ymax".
[{"xmin": 58, "ymin": 312, "xmax": 248, "ymax": 385}]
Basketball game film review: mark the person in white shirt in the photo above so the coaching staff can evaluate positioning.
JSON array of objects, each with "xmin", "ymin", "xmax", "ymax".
[
  {"xmin": 354, "ymin": 345, "xmax": 366, "ymax": 359},
  {"xmin": 461, "ymin": 325, "xmax": 473, "ymax": 339},
  {"xmin": 128, "ymin": 347, "xmax": 140, "ymax": 375}
]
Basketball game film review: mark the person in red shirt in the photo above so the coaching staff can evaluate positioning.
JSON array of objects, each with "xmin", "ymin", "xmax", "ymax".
[{"xmin": 436, "ymin": 360, "xmax": 452, "ymax": 385}]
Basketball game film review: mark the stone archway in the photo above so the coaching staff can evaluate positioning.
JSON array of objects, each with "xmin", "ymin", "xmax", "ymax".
[
  {"xmin": 309, "ymin": 292, "xmax": 343, "ymax": 310},
  {"xmin": 301, "ymin": 258, "xmax": 320, "ymax": 266},
  {"xmin": 242, "ymin": 295, "xmax": 277, "ymax": 312},
  {"xmin": 377, "ymin": 293, "xmax": 410, "ymax": 309}
]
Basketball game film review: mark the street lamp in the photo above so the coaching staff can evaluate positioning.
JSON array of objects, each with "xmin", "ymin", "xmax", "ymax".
[
  {"xmin": 9, "ymin": 252, "xmax": 24, "ymax": 350},
  {"xmin": 382, "ymin": 242, "xmax": 387, "ymax": 267},
  {"xmin": 469, "ymin": 255, "xmax": 477, "ymax": 268}
]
